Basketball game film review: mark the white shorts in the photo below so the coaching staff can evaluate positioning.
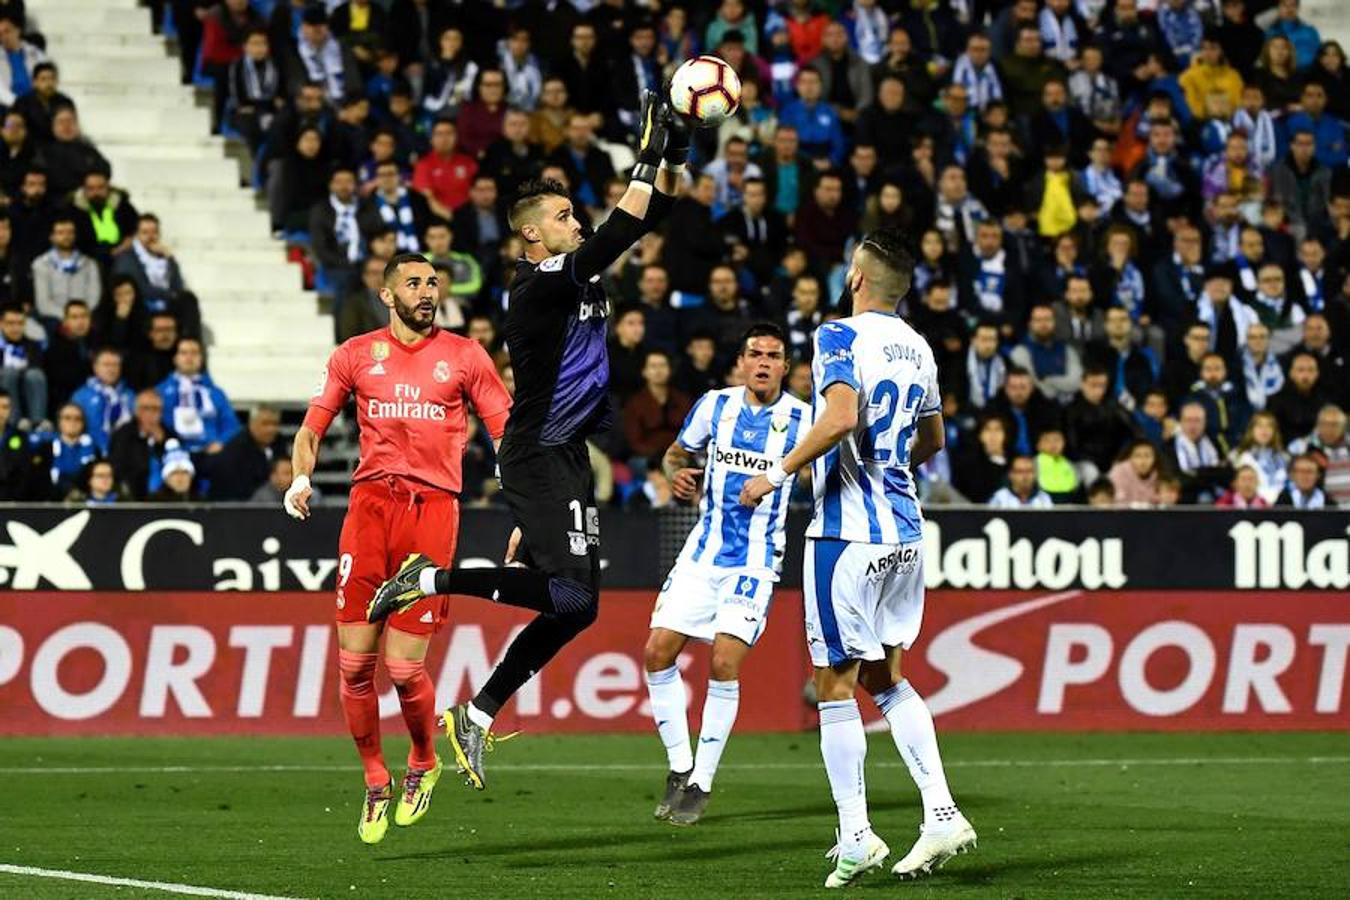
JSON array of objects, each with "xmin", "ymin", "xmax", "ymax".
[
  {"xmin": 803, "ymin": 538, "xmax": 925, "ymax": 668},
  {"xmin": 649, "ymin": 563, "xmax": 777, "ymax": 646}
]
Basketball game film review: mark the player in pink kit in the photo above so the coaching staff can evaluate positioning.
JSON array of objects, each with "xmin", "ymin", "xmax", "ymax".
[{"xmin": 284, "ymin": 252, "xmax": 511, "ymax": 845}]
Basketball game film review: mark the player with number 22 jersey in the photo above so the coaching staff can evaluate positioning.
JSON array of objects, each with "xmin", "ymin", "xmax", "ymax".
[
  {"xmin": 738, "ymin": 230, "xmax": 974, "ymax": 888},
  {"xmin": 804, "ymin": 310, "xmax": 938, "ymax": 657}
]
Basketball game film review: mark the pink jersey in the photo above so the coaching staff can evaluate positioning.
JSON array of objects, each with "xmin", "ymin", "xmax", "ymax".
[{"xmin": 305, "ymin": 327, "xmax": 511, "ymax": 495}]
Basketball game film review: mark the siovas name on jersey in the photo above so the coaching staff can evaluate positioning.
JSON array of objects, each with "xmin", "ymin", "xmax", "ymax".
[{"xmin": 883, "ymin": 343, "xmax": 924, "ymax": 364}]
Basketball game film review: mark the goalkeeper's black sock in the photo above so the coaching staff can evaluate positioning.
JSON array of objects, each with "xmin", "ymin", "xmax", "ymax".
[
  {"xmin": 433, "ymin": 567, "xmax": 554, "ymax": 614},
  {"xmin": 433, "ymin": 567, "xmax": 599, "ymax": 717},
  {"xmin": 473, "ymin": 603, "xmax": 598, "ymax": 716}
]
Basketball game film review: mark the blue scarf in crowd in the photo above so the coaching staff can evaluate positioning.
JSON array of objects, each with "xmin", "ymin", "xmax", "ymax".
[
  {"xmin": 1, "ymin": 337, "xmax": 29, "ymax": 370},
  {"xmin": 1299, "ymin": 267, "xmax": 1324, "ymax": 312},
  {"xmin": 1200, "ymin": 119, "xmax": 1232, "ymax": 157},
  {"xmin": 1250, "ymin": 290, "xmax": 1286, "ymax": 325},
  {"xmin": 1143, "ymin": 151, "xmax": 1184, "ymax": 199},
  {"xmin": 1233, "ymin": 253, "xmax": 1258, "ymax": 294},
  {"xmin": 913, "ymin": 261, "xmax": 941, "ymax": 295},
  {"xmin": 84, "ymin": 375, "xmax": 131, "ymax": 439},
  {"xmin": 1039, "ymin": 8, "xmax": 1079, "ymax": 62},
  {"xmin": 374, "ymin": 187, "xmax": 419, "ymax": 252},
  {"xmin": 49, "ymin": 434, "xmax": 96, "ymax": 489},
  {"xmin": 1009, "ymin": 408, "xmax": 1032, "ymax": 456},
  {"xmin": 1113, "ymin": 262, "xmax": 1147, "ymax": 320},
  {"xmin": 974, "ymin": 250, "xmax": 1006, "ymax": 313},
  {"xmin": 1232, "ymin": 109, "xmax": 1277, "ymax": 170},
  {"xmin": 951, "ymin": 54, "xmax": 1002, "ymax": 109},
  {"xmin": 1157, "ymin": 4, "xmax": 1202, "ymax": 65},
  {"xmin": 45, "ymin": 249, "xmax": 84, "ymax": 275},
  {"xmin": 1173, "ymin": 254, "xmax": 1204, "ymax": 304},
  {"xmin": 1133, "ymin": 408, "xmax": 1164, "ymax": 444},
  {"xmin": 170, "ymin": 372, "xmax": 219, "ymax": 445},
  {"xmin": 1242, "ymin": 349, "xmax": 1285, "ymax": 409},
  {"xmin": 1082, "ymin": 164, "xmax": 1122, "ymax": 211},
  {"xmin": 966, "ymin": 346, "xmax": 1006, "ymax": 409},
  {"xmin": 1285, "ymin": 486, "xmax": 1326, "ymax": 509}
]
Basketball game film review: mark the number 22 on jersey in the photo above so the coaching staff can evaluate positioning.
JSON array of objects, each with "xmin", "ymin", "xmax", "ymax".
[{"xmin": 859, "ymin": 381, "xmax": 926, "ymax": 466}]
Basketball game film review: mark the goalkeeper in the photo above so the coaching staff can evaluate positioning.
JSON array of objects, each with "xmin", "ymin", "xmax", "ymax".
[{"xmin": 366, "ymin": 90, "xmax": 689, "ymax": 790}]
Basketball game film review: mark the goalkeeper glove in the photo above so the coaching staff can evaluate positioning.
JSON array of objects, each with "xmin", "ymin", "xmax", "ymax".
[
  {"xmin": 661, "ymin": 96, "xmax": 692, "ymax": 168},
  {"xmin": 632, "ymin": 89, "xmax": 669, "ymax": 185}
]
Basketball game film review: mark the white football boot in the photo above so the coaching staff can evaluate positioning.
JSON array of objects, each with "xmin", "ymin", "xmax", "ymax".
[
  {"xmin": 891, "ymin": 812, "xmax": 977, "ymax": 879},
  {"xmin": 824, "ymin": 829, "xmax": 890, "ymax": 888}
]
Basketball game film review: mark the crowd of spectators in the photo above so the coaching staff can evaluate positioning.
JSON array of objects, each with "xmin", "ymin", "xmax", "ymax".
[
  {"xmin": 6, "ymin": 0, "xmax": 1350, "ymax": 509},
  {"xmin": 0, "ymin": 2, "xmax": 252, "ymax": 502}
]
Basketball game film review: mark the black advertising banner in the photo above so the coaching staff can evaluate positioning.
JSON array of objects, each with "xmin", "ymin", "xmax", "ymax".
[
  {"xmin": 0, "ymin": 506, "xmax": 1344, "ymax": 592},
  {"xmin": 0, "ymin": 506, "xmax": 657, "ymax": 591}
]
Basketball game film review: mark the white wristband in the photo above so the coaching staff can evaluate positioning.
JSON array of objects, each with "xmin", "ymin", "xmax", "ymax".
[
  {"xmin": 659, "ymin": 159, "xmax": 686, "ymax": 176},
  {"xmin": 283, "ymin": 474, "xmax": 311, "ymax": 519},
  {"xmin": 765, "ymin": 463, "xmax": 789, "ymax": 488}
]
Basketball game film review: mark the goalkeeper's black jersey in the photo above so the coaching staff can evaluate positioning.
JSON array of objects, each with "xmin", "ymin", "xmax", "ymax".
[{"xmin": 502, "ymin": 192, "xmax": 674, "ymax": 448}]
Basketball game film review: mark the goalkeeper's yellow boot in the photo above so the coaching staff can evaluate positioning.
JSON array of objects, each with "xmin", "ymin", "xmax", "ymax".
[
  {"xmin": 394, "ymin": 756, "xmax": 443, "ymax": 827},
  {"xmin": 443, "ymin": 702, "xmax": 518, "ymax": 790},
  {"xmin": 358, "ymin": 782, "xmax": 393, "ymax": 845},
  {"xmin": 367, "ymin": 553, "xmax": 435, "ymax": 622}
]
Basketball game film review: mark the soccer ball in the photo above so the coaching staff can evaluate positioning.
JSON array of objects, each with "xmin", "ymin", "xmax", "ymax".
[{"xmin": 669, "ymin": 56, "xmax": 742, "ymax": 127}]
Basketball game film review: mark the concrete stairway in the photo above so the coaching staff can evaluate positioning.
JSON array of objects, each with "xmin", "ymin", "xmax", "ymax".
[
  {"xmin": 29, "ymin": 0, "xmax": 332, "ymax": 404},
  {"xmin": 1301, "ymin": 1, "xmax": 1350, "ymax": 60}
]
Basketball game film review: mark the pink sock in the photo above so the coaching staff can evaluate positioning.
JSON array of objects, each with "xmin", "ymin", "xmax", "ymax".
[
  {"xmin": 385, "ymin": 657, "xmax": 438, "ymax": 772},
  {"xmin": 338, "ymin": 650, "xmax": 388, "ymax": 788}
]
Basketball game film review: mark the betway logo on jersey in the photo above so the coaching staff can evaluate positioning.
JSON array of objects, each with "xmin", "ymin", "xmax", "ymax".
[
  {"xmin": 922, "ymin": 518, "xmax": 1126, "ymax": 590},
  {"xmin": 366, "ymin": 383, "xmax": 447, "ymax": 421},
  {"xmin": 712, "ymin": 445, "xmax": 776, "ymax": 475},
  {"xmin": 1229, "ymin": 521, "xmax": 1349, "ymax": 589},
  {"xmin": 578, "ymin": 299, "xmax": 608, "ymax": 321}
]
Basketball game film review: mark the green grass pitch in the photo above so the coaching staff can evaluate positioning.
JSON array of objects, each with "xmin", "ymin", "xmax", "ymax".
[{"xmin": 0, "ymin": 732, "xmax": 1347, "ymax": 899}]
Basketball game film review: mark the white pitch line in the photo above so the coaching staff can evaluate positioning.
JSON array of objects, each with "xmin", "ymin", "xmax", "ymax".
[
  {"xmin": 0, "ymin": 864, "xmax": 304, "ymax": 900},
  {"xmin": 0, "ymin": 756, "xmax": 1346, "ymax": 775}
]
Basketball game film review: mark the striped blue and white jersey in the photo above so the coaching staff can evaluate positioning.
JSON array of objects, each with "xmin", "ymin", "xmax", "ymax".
[
  {"xmin": 674, "ymin": 387, "xmax": 811, "ymax": 578},
  {"xmin": 807, "ymin": 311, "xmax": 941, "ymax": 545}
]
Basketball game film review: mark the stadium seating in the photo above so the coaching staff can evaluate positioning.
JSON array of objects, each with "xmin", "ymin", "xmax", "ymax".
[
  {"xmin": 29, "ymin": 0, "xmax": 328, "ymax": 405},
  {"xmin": 1, "ymin": 0, "xmax": 1346, "ymax": 509}
]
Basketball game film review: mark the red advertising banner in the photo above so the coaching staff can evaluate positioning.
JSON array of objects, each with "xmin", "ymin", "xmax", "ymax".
[
  {"xmin": 0, "ymin": 591, "xmax": 807, "ymax": 736},
  {"xmin": 0, "ymin": 589, "xmax": 1346, "ymax": 734}
]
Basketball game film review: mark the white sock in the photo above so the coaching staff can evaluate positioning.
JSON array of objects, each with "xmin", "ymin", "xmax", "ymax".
[
  {"xmin": 818, "ymin": 699, "xmax": 870, "ymax": 850},
  {"xmin": 689, "ymin": 679, "xmax": 739, "ymax": 791},
  {"xmin": 645, "ymin": 665, "xmax": 692, "ymax": 773},
  {"xmin": 418, "ymin": 567, "xmax": 439, "ymax": 595},
  {"xmin": 872, "ymin": 680, "xmax": 958, "ymax": 827},
  {"xmin": 466, "ymin": 700, "xmax": 494, "ymax": 731}
]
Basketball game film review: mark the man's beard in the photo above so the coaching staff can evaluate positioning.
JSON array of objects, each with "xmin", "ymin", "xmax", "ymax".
[{"xmin": 393, "ymin": 298, "xmax": 434, "ymax": 332}]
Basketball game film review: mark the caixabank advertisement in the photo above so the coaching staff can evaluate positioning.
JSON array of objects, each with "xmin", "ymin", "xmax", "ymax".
[{"xmin": 0, "ymin": 507, "xmax": 1345, "ymax": 734}]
